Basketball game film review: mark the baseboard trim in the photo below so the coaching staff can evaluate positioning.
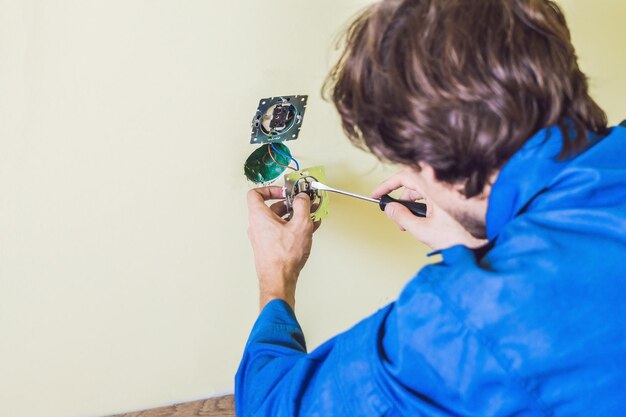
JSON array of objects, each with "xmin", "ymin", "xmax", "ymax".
[{"xmin": 106, "ymin": 394, "xmax": 235, "ymax": 417}]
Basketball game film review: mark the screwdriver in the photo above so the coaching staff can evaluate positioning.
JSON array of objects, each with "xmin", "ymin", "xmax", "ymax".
[{"xmin": 310, "ymin": 181, "xmax": 427, "ymax": 218}]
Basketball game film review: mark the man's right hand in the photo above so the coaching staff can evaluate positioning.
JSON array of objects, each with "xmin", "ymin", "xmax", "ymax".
[
  {"xmin": 372, "ymin": 168, "xmax": 487, "ymax": 251},
  {"xmin": 246, "ymin": 187, "xmax": 321, "ymax": 311}
]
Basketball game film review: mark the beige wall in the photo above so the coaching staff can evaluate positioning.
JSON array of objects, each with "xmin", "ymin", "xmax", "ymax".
[{"xmin": 0, "ymin": 1, "xmax": 623, "ymax": 417}]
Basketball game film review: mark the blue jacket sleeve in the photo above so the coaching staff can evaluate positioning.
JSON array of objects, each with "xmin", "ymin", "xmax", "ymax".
[
  {"xmin": 234, "ymin": 254, "xmax": 547, "ymax": 417},
  {"xmin": 235, "ymin": 299, "xmax": 394, "ymax": 417},
  {"xmin": 234, "ymin": 247, "xmax": 553, "ymax": 417}
]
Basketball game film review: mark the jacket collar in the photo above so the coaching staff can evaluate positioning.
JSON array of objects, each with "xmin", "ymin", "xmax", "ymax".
[{"xmin": 486, "ymin": 126, "xmax": 577, "ymax": 241}]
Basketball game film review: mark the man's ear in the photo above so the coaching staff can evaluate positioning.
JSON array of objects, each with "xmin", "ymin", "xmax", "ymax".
[
  {"xmin": 418, "ymin": 162, "xmax": 464, "ymax": 193},
  {"xmin": 417, "ymin": 162, "xmax": 436, "ymax": 182}
]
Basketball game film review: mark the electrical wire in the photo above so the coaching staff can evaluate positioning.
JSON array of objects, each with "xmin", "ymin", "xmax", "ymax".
[
  {"xmin": 271, "ymin": 143, "xmax": 300, "ymax": 171},
  {"xmin": 267, "ymin": 144, "xmax": 296, "ymax": 171},
  {"xmin": 265, "ymin": 126, "xmax": 300, "ymax": 171}
]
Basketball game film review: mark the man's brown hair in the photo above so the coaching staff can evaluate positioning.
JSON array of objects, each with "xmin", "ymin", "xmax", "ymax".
[{"xmin": 324, "ymin": 0, "xmax": 608, "ymax": 197}]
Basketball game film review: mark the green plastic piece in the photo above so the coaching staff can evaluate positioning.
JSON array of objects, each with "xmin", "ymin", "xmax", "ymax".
[
  {"xmin": 244, "ymin": 143, "xmax": 292, "ymax": 184},
  {"xmin": 284, "ymin": 166, "xmax": 330, "ymax": 221}
]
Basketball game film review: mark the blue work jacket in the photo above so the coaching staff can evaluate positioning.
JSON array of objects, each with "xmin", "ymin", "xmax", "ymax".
[{"xmin": 235, "ymin": 125, "xmax": 626, "ymax": 416}]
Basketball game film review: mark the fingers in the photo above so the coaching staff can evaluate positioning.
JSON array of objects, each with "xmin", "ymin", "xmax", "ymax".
[
  {"xmin": 372, "ymin": 168, "xmax": 423, "ymax": 199},
  {"xmin": 290, "ymin": 193, "xmax": 312, "ymax": 225},
  {"xmin": 400, "ymin": 189, "xmax": 424, "ymax": 202},
  {"xmin": 247, "ymin": 186, "xmax": 285, "ymax": 209},
  {"xmin": 248, "ymin": 187, "xmax": 321, "ymax": 233},
  {"xmin": 247, "ymin": 187, "xmax": 286, "ymax": 224},
  {"xmin": 372, "ymin": 175, "xmax": 405, "ymax": 199},
  {"xmin": 384, "ymin": 202, "xmax": 428, "ymax": 237},
  {"xmin": 269, "ymin": 201, "xmax": 288, "ymax": 218}
]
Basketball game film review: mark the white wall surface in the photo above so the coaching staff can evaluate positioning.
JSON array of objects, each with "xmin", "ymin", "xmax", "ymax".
[{"xmin": 0, "ymin": 1, "xmax": 623, "ymax": 417}]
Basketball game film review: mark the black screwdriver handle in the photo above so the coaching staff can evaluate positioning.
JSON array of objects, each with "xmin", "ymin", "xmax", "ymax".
[{"xmin": 379, "ymin": 194, "xmax": 427, "ymax": 218}]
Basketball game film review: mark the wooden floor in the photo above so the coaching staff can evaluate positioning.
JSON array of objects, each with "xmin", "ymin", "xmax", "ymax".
[{"xmin": 108, "ymin": 395, "xmax": 235, "ymax": 417}]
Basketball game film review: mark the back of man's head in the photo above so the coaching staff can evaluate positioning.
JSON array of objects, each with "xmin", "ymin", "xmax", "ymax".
[{"xmin": 325, "ymin": 0, "xmax": 608, "ymax": 197}]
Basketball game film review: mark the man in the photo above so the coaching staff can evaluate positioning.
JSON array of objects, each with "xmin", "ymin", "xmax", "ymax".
[{"xmin": 236, "ymin": 0, "xmax": 626, "ymax": 415}]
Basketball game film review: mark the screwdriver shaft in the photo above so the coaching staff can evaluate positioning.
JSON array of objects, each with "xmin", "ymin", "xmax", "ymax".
[
  {"xmin": 310, "ymin": 181, "xmax": 379, "ymax": 203},
  {"xmin": 310, "ymin": 180, "xmax": 428, "ymax": 218}
]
